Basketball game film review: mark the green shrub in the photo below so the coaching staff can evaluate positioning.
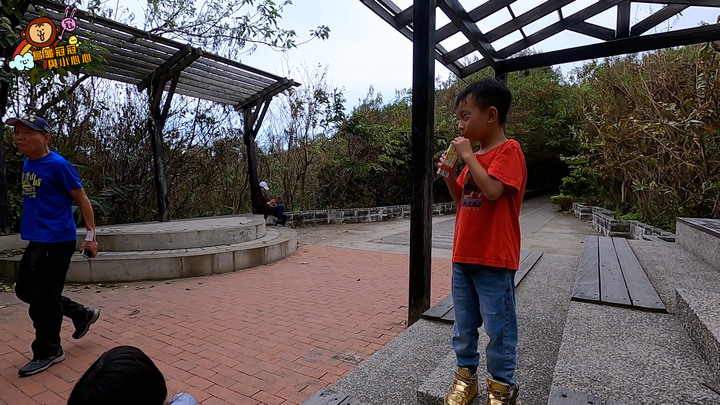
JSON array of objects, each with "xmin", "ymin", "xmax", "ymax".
[
  {"xmin": 615, "ymin": 212, "xmax": 641, "ymax": 221},
  {"xmin": 558, "ymin": 159, "xmax": 597, "ymax": 198},
  {"xmin": 550, "ymin": 193, "xmax": 574, "ymax": 211}
]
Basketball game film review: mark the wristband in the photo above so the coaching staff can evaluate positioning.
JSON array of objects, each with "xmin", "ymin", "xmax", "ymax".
[{"xmin": 85, "ymin": 230, "xmax": 94, "ymax": 242}]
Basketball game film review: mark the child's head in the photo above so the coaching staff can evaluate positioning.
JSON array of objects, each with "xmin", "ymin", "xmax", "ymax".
[
  {"xmin": 67, "ymin": 346, "xmax": 168, "ymax": 405},
  {"xmin": 455, "ymin": 78, "xmax": 512, "ymax": 124},
  {"xmin": 454, "ymin": 79, "xmax": 512, "ymax": 143},
  {"xmin": 5, "ymin": 114, "xmax": 52, "ymax": 159}
]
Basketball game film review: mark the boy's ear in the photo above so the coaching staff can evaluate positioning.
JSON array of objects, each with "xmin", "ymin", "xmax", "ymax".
[{"xmin": 487, "ymin": 106, "xmax": 499, "ymax": 123}]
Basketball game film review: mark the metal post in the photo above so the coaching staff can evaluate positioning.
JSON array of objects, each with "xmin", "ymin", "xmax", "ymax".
[{"xmin": 408, "ymin": 0, "xmax": 436, "ymax": 326}]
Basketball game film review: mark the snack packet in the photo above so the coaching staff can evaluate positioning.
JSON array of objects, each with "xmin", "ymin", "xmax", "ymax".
[{"xmin": 437, "ymin": 144, "xmax": 458, "ymax": 178}]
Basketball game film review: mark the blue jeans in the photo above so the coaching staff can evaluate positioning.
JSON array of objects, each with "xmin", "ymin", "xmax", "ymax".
[{"xmin": 451, "ymin": 262, "xmax": 517, "ymax": 385}]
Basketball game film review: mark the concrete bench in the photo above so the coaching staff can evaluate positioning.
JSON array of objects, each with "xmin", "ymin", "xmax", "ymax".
[{"xmin": 571, "ymin": 236, "xmax": 666, "ymax": 312}]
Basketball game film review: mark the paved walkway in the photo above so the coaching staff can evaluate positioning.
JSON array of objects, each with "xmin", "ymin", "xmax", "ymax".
[{"xmin": 0, "ymin": 196, "xmax": 592, "ymax": 404}]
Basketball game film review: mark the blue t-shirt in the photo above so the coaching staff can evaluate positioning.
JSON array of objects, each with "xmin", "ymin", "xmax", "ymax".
[{"xmin": 20, "ymin": 151, "xmax": 83, "ymax": 242}]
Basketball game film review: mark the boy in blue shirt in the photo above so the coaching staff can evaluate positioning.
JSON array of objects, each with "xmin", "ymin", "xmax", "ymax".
[{"xmin": 7, "ymin": 114, "xmax": 100, "ymax": 377}]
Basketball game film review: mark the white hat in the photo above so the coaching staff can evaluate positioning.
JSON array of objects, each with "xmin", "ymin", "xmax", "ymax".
[{"xmin": 259, "ymin": 181, "xmax": 269, "ymax": 190}]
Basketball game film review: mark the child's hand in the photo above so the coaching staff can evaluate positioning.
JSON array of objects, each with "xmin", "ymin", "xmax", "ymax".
[{"xmin": 451, "ymin": 137, "xmax": 473, "ymax": 161}]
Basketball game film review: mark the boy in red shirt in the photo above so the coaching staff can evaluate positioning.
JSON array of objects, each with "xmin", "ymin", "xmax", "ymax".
[{"xmin": 438, "ymin": 79, "xmax": 526, "ymax": 405}]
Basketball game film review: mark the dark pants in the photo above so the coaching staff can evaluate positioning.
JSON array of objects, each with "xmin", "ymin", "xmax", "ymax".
[
  {"xmin": 15, "ymin": 241, "xmax": 87, "ymax": 359},
  {"xmin": 269, "ymin": 204, "xmax": 287, "ymax": 225}
]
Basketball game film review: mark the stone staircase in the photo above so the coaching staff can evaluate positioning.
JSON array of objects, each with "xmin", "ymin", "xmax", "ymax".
[
  {"xmin": 305, "ymin": 217, "xmax": 720, "ymax": 404},
  {"xmin": 0, "ymin": 214, "xmax": 297, "ymax": 283}
]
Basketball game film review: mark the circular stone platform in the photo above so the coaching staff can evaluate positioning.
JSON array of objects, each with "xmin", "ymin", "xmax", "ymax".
[
  {"xmin": 0, "ymin": 214, "xmax": 297, "ymax": 283},
  {"xmin": 86, "ymin": 215, "xmax": 266, "ymax": 251}
]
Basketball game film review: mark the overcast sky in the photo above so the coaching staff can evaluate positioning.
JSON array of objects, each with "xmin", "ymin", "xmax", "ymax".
[
  {"xmin": 117, "ymin": 0, "xmax": 718, "ymax": 111},
  {"xmin": 243, "ymin": 1, "xmax": 718, "ymax": 111}
]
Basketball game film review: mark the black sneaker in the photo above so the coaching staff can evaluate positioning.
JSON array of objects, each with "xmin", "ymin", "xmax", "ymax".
[
  {"xmin": 72, "ymin": 308, "xmax": 100, "ymax": 339},
  {"xmin": 18, "ymin": 349, "xmax": 65, "ymax": 377}
]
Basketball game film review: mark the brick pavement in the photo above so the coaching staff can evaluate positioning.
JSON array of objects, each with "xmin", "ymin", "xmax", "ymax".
[{"xmin": 0, "ymin": 244, "xmax": 452, "ymax": 405}]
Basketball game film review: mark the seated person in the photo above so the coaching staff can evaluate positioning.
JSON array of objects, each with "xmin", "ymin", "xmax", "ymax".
[
  {"xmin": 67, "ymin": 345, "xmax": 198, "ymax": 405},
  {"xmin": 257, "ymin": 181, "xmax": 287, "ymax": 226}
]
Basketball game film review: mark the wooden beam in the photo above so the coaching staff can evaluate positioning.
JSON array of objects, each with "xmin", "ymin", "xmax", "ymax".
[
  {"xmin": 359, "ymin": 0, "xmax": 403, "ymax": 30},
  {"xmin": 617, "ymin": 1, "xmax": 631, "ymax": 38},
  {"xmin": 408, "ymin": 0, "xmax": 435, "ymax": 326},
  {"xmin": 360, "ymin": 0, "xmax": 463, "ymax": 77},
  {"xmin": 443, "ymin": 42, "xmax": 478, "ymax": 66},
  {"xmin": 438, "ymin": 0, "xmax": 497, "ymax": 68},
  {"xmin": 496, "ymin": 23, "xmax": 720, "ymax": 72},
  {"xmin": 459, "ymin": 58, "xmax": 491, "ymax": 78},
  {"xmin": 496, "ymin": 0, "xmax": 623, "ymax": 59},
  {"xmin": 631, "ymin": 4, "xmax": 690, "ymax": 36},
  {"xmin": 243, "ymin": 98, "xmax": 272, "ymax": 215},
  {"xmin": 567, "ymin": 21, "xmax": 616, "ymax": 41},
  {"xmin": 631, "ymin": 0, "xmax": 720, "ymax": 5},
  {"xmin": 31, "ymin": 0, "xmax": 290, "ymax": 105},
  {"xmin": 506, "ymin": 4, "xmax": 527, "ymax": 40},
  {"xmin": 436, "ymin": 0, "xmax": 516, "ymax": 43},
  {"xmin": 142, "ymin": 44, "xmax": 202, "ymax": 222},
  {"xmin": 234, "ymin": 78, "xmax": 298, "ymax": 110},
  {"xmin": 138, "ymin": 45, "xmax": 193, "ymax": 92},
  {"xmin": 484, "ymin": 0, "xmax": 574, "ymax": 43},
  {"xmin": 395, "ymin": 5, "xmax": 413, "ymax": 27}
]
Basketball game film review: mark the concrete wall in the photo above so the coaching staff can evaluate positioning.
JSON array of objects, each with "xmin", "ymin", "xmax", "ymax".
[{"xmin": 676, "ymin": 218, "xmax": 720, "ymax": 270}]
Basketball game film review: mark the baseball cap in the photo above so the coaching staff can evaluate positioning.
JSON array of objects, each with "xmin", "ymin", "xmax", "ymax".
[
  {"xmin": 5, "ymin": 114, "xmax": 52, "ymax": 134},
  {"xmin": 259, "ymin": 181, "xmax": 269, "ymax": 190}
]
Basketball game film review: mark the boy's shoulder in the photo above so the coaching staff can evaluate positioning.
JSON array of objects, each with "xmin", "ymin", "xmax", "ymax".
[{"xmin": 504, "ymin": 138, "xmax": 522, "ymax": 150}]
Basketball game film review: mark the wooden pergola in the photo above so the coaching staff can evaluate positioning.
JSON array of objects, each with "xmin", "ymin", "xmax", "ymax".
[
  {"xmin": 359, "ymin": 0, "xmax": 720, "ymax": 325},
  {"xmin": 11, "ymin": 0, "xmax": 299, "ymax": 222}
]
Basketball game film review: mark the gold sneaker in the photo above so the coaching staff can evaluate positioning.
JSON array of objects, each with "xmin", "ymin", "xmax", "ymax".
[
  {"xmin": 486, "ymin": 377, "xmax": 522, "ymax": 405},
  {"xmin": 445, "ymin": 367, "xmax": 478, "ymax": 405}
]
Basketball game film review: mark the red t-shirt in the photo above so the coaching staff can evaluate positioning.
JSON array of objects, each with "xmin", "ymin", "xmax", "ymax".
[{"xmin": 452, "ymin": 139, "xmax": 527, "ymax": 270}]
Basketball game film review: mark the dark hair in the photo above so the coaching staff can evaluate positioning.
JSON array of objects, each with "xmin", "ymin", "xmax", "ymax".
[
  {"xmin": 455, "ymin": 78, "xmax": 512, "ymax": 124},
  {"xmin": 67, "ymin": 346, "xmax": 167, "ymax": 405}
]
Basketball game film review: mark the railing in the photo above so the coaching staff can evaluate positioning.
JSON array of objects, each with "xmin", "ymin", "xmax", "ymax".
[
  {"xmin": 281, "ymin": 202, "xmax": 457, "ymax": 227},
  {"xmin": 572, "ymin": 203, "xmax": 675, "ymax": 242}
]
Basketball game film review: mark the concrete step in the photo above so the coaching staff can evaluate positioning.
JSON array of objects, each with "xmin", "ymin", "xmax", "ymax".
[
  {"xmin": 549, "ymin": 237, "xmax": 720, "ymax": 404},
  {"xmin": 0, "ymin": 226, "xmax": 297, "ymax": 283},
  {"xmin": 327, "ymin": 318, "xmax": 453, "ymax": 405},
  {"xmin": 676, "ymin": 288, "xmax": 720, "ymax": 388},
  {"xmin": 550, "ymin": 301, "xmax": 720, "ymax": 404},
  {"xmin": 315, "ymin": 253, "xmax": 576, "ymax": 404},
  {"xmin": 676, "ymin": 218, "xmax": 720, "ymax": 271},
  {"xmin": 417, "ymin": 253, "xmax": 577, "ymax": 404},
  {"xmin": 77, "ymin": 215, "xmax": 266, "ymax": 251}
]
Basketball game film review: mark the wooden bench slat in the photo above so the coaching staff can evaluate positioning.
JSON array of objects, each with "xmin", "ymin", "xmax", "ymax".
[
  {"xmin": 599, "ymin": 236, "xmax": 631, "ymax": 306},
  {"xmin": 422, "ymin": 294, "xmax": 454, "ymax": 320},
  {"xmin": 572, "ymin": 236, "xmax": 600, "ymax": 302},
  {"xmin": 516, "ymin": 250, "xmax": 543, "ymax": 287},
  {"xmin": 547, "ymin": 385, "xmax": 602, "ymax": 405},
  {"xmin": 612, "ymin": 237, "xmax": 666, "ymax": 312},
  {"xmin": 423, "ymin": 250, "xmax": 544, "ymax": 324},
  {"xmin": 519, "ymin": 249, "xmax": 531, "ymax": 264},
  {"xmin": 440, "ymin": 309, "xmax": 456, "ymax": 323}
]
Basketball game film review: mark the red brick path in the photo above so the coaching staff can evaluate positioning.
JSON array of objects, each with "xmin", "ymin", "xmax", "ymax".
[{"xmin": 0, "ymin": 245, "xmax": 452, "ymax": 404}]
